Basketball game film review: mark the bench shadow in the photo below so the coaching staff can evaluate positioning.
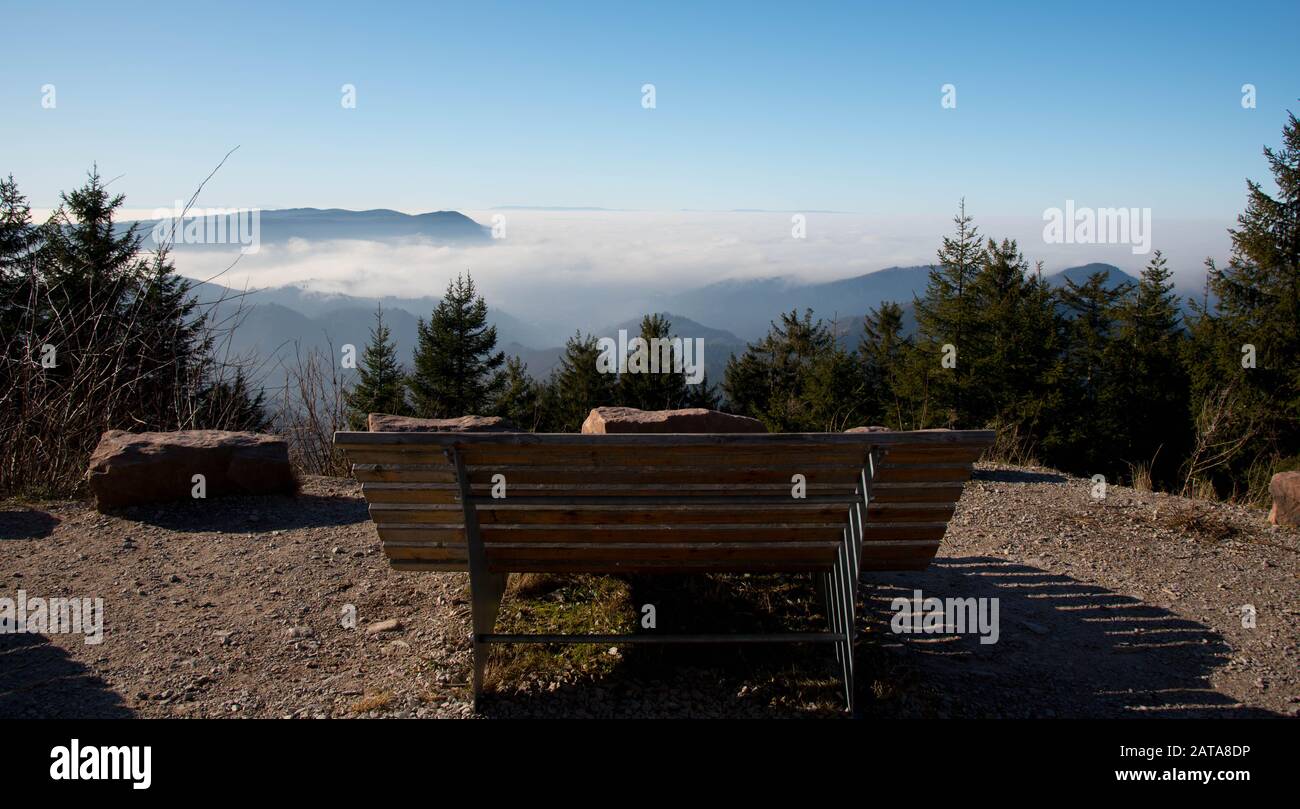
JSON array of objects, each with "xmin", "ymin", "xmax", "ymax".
[
  {"xmin": 0, "ymin": 509, "xmax": 60, "ymax": 540},
  {"xmin": 859, "ymin": 555, "xmax": 1278, "ymax": 718},
  {"xmin": 107, "ymin": 493, "xmax": 369, "ymax": 532},
  {"xmin": 478, "ymin": 573, "xmax": 852, "ymax": 718},
  {"xmin": 973, "ymin": 469, "xmax": 1068, "ymax": 484},
  {"xmin": 0, "ymin": 633, "xmax": 134, "ymax": 718},
  {"xmin": 474, "ymin": 556, "xmax": 1276, "ymax": 718}
]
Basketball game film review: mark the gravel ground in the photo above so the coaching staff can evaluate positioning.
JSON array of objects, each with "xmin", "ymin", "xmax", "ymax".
[{"xmin": 1, "ymin": 465, "xmax": 1295, "ymax": 718}]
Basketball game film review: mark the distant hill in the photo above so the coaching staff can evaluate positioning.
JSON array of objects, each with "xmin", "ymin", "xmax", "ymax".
[
  {"xmin": 655, "ymin": 265, "xmax": 933, "ymax": 339},
  {"xmin": 121, "ymin": 207, "xmax": 491, "ymax": 248},
  {"xmin": 1044, "ymin": 263, "xmax": 1140, "ymax": 290}
]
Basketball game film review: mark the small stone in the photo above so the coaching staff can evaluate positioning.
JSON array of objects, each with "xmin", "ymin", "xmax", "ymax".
[{"xmin": 366, "ymin": 619, "xmax": 402, "ymax": 635}]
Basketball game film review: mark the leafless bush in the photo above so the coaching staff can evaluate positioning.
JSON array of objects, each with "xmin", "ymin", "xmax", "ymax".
[
  {"xmin": 0, "ymin": 268, "xmax": 262, "ymax": 498},
  {"xmin": 271, "ymin": 341, "xmax": 353, "ymax": 478},
  {"xmin": 984, "ymin": 420, "xmax": 1039, "ymax": 467},
  {"xmin": 1180, "ymin": 384, "xmax": 1261, "ymax": 501}
]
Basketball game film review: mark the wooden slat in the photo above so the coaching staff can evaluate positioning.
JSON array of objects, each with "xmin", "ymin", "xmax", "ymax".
[
  {"xmin": 859, "ymin": 523, "xmax": 949, "ymax": 541},
  {"xmin": 479, "ymin": 525, "xmax": 846, "ymax": 543},
  {"xmin": 375, "ymin": 525, "xmax": 465, "ymax": 544},
  {"xmin": 349, "ymin": 447, "xmax": 871, "ymax": 465},
  {"xmin": 485, "ymin": 542, "xmax": 840, "ymax": 563},
  {"xmin": 879, "ymin": 447, "xmax": 986, "ymax": 464},
  {"xmin": 475, "ymin": 505, "xmax": 849, "ymax": 525},
  {"xmin": 362, "ymin": 485, "xmax": 459, "ymax": 504},
  {"xmin": 370, "ymin": 505, "xmax": 464, "ymax": 524},
  {"xmin": 391, "ymin": 560, "xmax": 470, "ymax": 572},
  {"xmin": 384, "ymin": 545, "xmax": 470, "ymax": 562},
  {"xmin": 336, "ymin": 429, "xmax": 996, "ymax": 448},
  {"xmin": 868, "ymin": 483, "xmax": 964, "ymax": 503},
  {"xmin": 865, "ymin": 503, "xmax": 956, "ymax": 521},
  {"xmin": 872, "ymin": 464, "xmax": 973, "ymax": 483},
  {"xmin": 465, "ymin": 466, "xmax": 863, "ymax": 485},
  {"xmin": 486, "ymin": 559, "xmax": 835, "ymax": 573},
  {"xmin": 352, "ymin": 465, "xmax": 456, "ymax": 483}
]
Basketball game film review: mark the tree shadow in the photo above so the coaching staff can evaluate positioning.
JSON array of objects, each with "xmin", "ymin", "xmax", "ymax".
[
  {"xmin": 0, "ymin": 509, "xmax": 60, "ymax": 540},
  {"xmin": 860, "ymin": 555, "xmax": 1278, "ymax": 718},
  {"xmin": 0, "ymin": 633, "xmax": 134, "ymax": 718},
  {"xmin": 973, "ymin": 468, "xmax": 1068, "ymax": 484},
  {"xmin": 105, "ymin": 492, "xmax": 369, "ymax": 532}
]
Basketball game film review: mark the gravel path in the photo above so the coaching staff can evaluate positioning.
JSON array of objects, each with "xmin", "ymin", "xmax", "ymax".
[{"xmin": 1, "ymin": 466, "xmax": 1295, "ymax": 718}]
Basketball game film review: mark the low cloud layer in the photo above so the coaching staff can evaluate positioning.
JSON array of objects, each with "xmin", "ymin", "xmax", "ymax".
[{"xmin": 171, "ymin": 209, "xmax": 1234, "ymax": 328}]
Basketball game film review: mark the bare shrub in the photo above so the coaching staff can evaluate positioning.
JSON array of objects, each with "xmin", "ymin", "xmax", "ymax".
[
  {"xmin": 1180, "ymin": 384, "xmax": 1261, "ymax": 501},
  {"xmin": 272, "ymin": 341, "xmax": 353, "ymax": 477}
]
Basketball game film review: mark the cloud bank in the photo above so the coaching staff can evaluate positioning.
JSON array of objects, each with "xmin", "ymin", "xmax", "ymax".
[{"xmin": 171, "ymin": 209, "xmax": 1235, "ymax": 328}]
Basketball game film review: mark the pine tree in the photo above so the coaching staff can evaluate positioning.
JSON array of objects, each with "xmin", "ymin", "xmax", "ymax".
[
  {"xmin": 913, "ymin": 200, "xmax": 984, "ymax": 424},
  {"xmin": 723, "ymin": 309, "xmax": 844, "ymax": 431},
  {"xmin": 683, "ymin": 372, "xmax": 722, "ymax": 410},
  {"xmin": 1056, "ymin": 271, "xmax": 1132, "ymax": 476},
  {"xmin": 546, "ymin": 332, "xmax": 618, "ymax": 431},
  {"xmin": 491, "ymin": 355, "xmax": 543, "ymax": 431},
  {"xmin": 1111, "ymin": 251, "xmax": 1190, "ymax": 485},
  {"xmin": 408, "ymin": 272, "xmax": 506, "ymax": 417},
  {"xmin": 344, "ymin": 306, "xmax": 409, "ymax": 429},
  {"xmin": 966, "ymin": 238, "xmax": 1062, "ymax": 439},
  {"xmin": 618, "ymin": 313, "xmax": 690, "ymax": 410},
  {"xmin": 858, "ymin": 301, "xmax": 910, "ymax": 427},
  {"xmin": 1182, "ymin": 112, "xmax": 1300, "ymax": 498}
]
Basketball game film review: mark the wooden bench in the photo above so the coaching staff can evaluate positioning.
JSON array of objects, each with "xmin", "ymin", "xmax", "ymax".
[{"xmin": 334, "ymin": 429, "xmax": 994, "ymax": 712}]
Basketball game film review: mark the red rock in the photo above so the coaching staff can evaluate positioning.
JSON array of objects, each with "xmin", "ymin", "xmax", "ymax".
[
  {"xmin": 581, "ymin": 407, "xmax": 766, "ymax": 434},
  {"xmin": 86, "ymin": 430, "xmax": 296, "ymax": 511},
  {"xmin": 366, "ymin": 414, "xmax": 518, "ymax": 432},
  {"xmin": 1268, "ymin": 471, "xmax": 1300, "ymax": 527}
]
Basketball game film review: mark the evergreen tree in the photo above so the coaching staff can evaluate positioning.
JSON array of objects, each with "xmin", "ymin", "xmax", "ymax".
[
  {"xmin": 913, "ymin": 200, "xmax": 983, "ymax": 423},
  {"xmin": 546, "ymin": 332, "xmax": 618, "ymax": 431},
  {"xmin": 408, "ymin": 272, "xmax": 506, "ymax": 417},
  {"xmin": 618, "ymin": 313, "xmax": 690, "ymax": 410},
  {"xmin": 344, "ymin": 306, "xmax": 409, "ymax": 429},
  {"xmin": 723, "ymin": 309, "xmax": 848, "ymax": 431},
  {"xmin": 491, "ymin": 355, "xmax": 544, "ymax": 431},
  {"xmin": 1111, "ymin": 251, "xmax": 1190, "ymax": 485},
  {"xmin": 858, "ymin": 301, "xmax": 910, "ymax": 427},
  {"xmin": 683, "ymin": 372, "xmax": 723, "ymax": 410},
  {"xmin": 1185, "ymin": 111, "xmax": 1300, "ymax": 497},
  {"xmin": 966, "ymin": 239, "xmax": 1062, "ymax": 440},
  {"xmin": 1055, "ymin": 271, "xmax": 1132, "ymax": 476}
]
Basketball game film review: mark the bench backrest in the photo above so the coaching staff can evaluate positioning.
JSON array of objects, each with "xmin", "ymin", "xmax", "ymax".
[{"xmin": 335, "ymin": 430, "xmax": 994, "ymax": 575}]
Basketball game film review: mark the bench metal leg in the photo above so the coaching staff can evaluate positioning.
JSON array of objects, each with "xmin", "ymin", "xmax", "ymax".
[{"xmin": 449, "ymin": 445, "xmax": 508, "ymax": 711}]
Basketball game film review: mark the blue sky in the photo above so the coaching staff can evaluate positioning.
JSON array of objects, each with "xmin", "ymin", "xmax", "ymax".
[{"xmin": 2, "ymin": 0, "xmax": 1297, "ymax": 221}]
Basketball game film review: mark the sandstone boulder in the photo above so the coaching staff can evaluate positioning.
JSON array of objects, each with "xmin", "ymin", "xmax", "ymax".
[
  {"xmin": 845, "ymin": 426, "xmax": 891, "ymax": 433},
  {"xmin": 87, "ymin": 430, "xmax": 296, "ymax": 511},
  {"xmin": 1268, "ymin": 471, "xmax": 1300, "ymax": 527},
  {"xmin": 581, "ymin": 407, "xmax": 766, "ymax": 434},
  {"xmin": 367, "ymin": 414, "xmax": 518, "ymax": 432}
]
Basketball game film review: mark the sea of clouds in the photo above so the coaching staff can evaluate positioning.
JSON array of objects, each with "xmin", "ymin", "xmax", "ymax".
[{"xmin": 166, "ymin": 209, "xmax": 1234, "ymax": 326}]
